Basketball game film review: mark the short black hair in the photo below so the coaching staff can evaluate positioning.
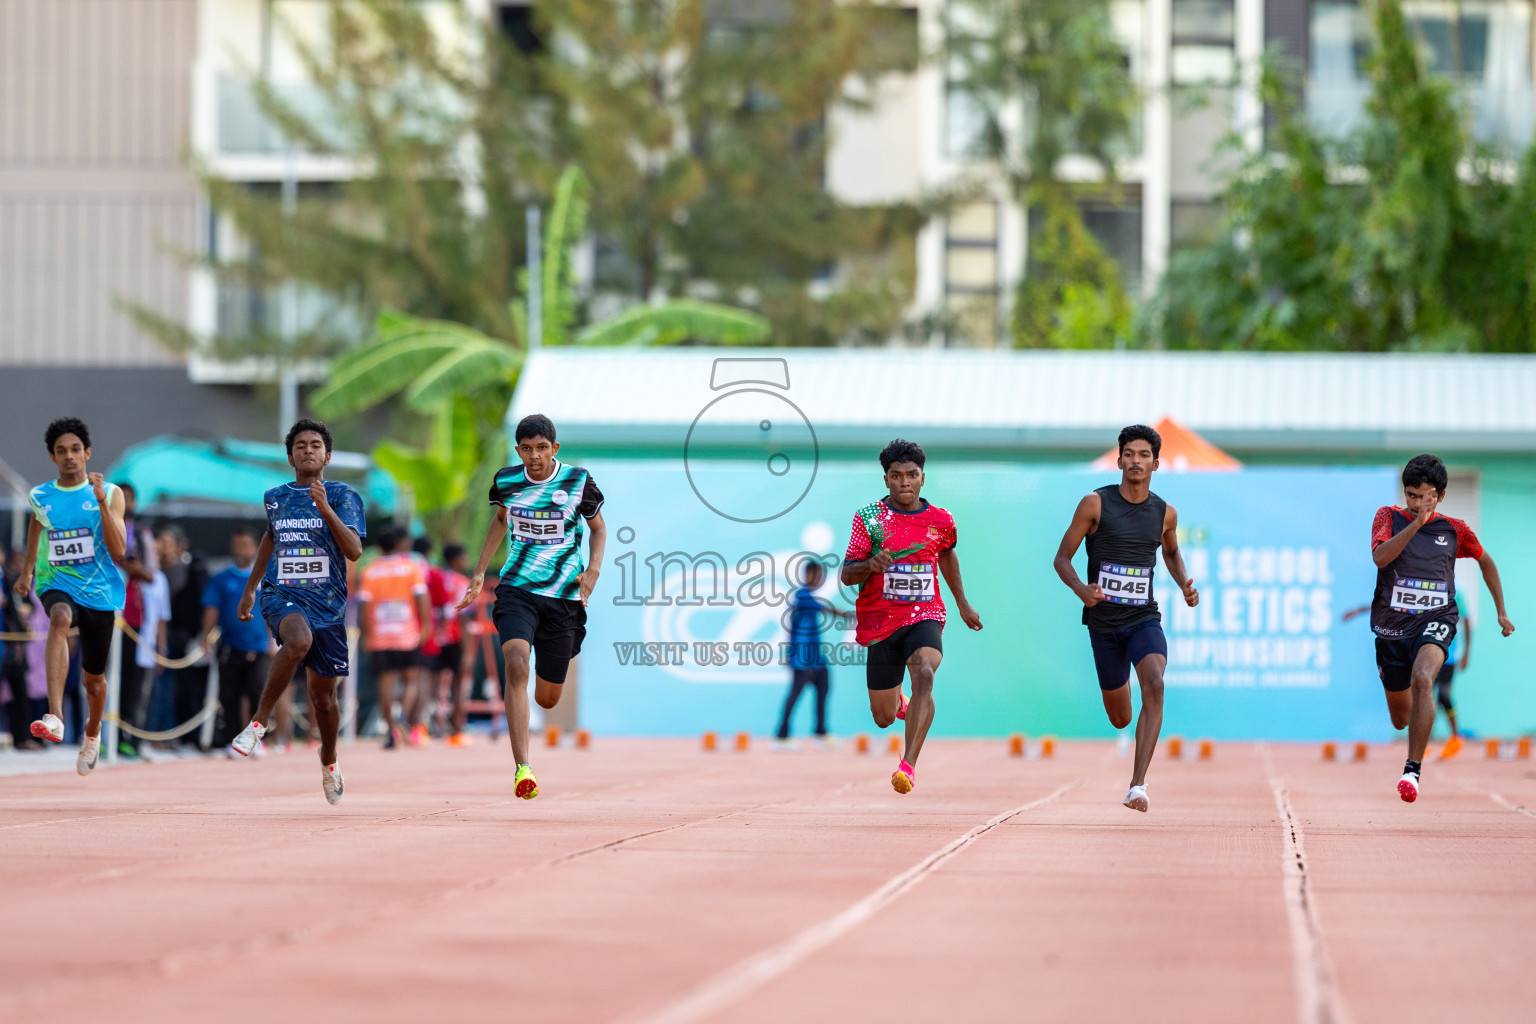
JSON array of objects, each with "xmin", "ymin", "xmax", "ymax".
[
  {"xmin": 45, "ymin": 417, "xmax": 91, "ymax": 452},
  {"xmin": 442, "ymin": 542, "xmax": 466, "ymax": 564},
  {"xmin": 802, "ymin": 559, "xmax": 826, "ymax": 584},
  {"xmin": 116, "ymin": 482, "xmax": 136, "ymax": 498},
  {"xmin": 879, "ymin": 438, "xmax": 925, "ymax": 471},
  {"xmin": 285, "ymin": 418, "xmax": 334, "ymax": 455},
  {"xmin": 411, "ymin": 535, "xmax": 432, "ymax": 557},
  {"xmin": 231, "ymin": 525, "xmax": 260, "ymax": 543},
  {"xmin": 377, "ymin": 525, "xmax": 408, "ymax": 552},
  {"xmin": 516, "ymin": 413, "xmax": 557, "ymax": 445},
  {"xmin": 1402, "ymin": 453, "xmax": 1448, "ymax": 493},
  {"xmin": 1118, "ymin": 424, "xmax": 1162, "ymax": 460}
]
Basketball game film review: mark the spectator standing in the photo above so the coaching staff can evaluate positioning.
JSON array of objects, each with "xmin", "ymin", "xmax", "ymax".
[
  {"xmin": 202, "ymin": 527, "xmax": 273, "ymax": 750},
  {"xmin": 2, "ymin": 547, "xmax": 41, "ymax": 749},
  {"xmin": 157, "ymin": 525, "xmax": 209, "ymax": 749},
  {"xmin": 114, "ymin": 483, "xmax": 158, "ymax": 756},
  {"xmin": 775, "ymin": 560, "xmax": 832, "ymax": 747}
]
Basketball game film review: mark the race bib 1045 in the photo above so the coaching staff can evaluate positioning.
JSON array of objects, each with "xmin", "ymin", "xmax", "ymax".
[
  {"xmin": 46, "ymin": 528, "xmax": 94, "ymax": 566},
  {"xmin": 510, "ymin": 509, "xmax": 567, "ymax": 545},
  {"xmin": 1391, "ymin": 577, "xmax": 1449, "ymax": 614},
  {"xmin": 1097, "ymin": 563, "xmax": 1153, "ymax": 606},
  {"xmin": 883, "ymin": 562, "xmax": 936, "ymax": 603},
  {"xmin": 277, "ymin": 549, "xmax": 330, "ymax": 586}
]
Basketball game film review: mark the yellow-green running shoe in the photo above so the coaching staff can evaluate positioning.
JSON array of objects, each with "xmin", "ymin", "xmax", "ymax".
[{"xmin": 515, "ymin": 763, "xmax": 539, "ymax": 800}]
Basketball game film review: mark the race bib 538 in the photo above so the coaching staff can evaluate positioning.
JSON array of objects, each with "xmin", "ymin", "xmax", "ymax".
[
  {"xmin": 510, "ymin": 510, "xmax": 566, "ymax": 545},
  {"xmin": 277, "ymin": 549, "xmax": 330, "ymax": 585},
  {"xmin": 1390, "ymin": 577, "xmax": 1449, "ymax": 614},
  {"xmin": 1097, "ymin": 563, "xmax": 1153, "ymax": 606},
  {"xmin": 883, "ymin": 562, "xmax": 936, "ymax": 603},
  {"xmin": 46, "ymin": 528, "xmax": 94, "ymax": 566}
]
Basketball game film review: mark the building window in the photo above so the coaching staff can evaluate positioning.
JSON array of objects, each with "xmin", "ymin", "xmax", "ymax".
[
  {"xmin": 1172, "ymin": 0, "xmax": 1235, "ymax": 86},
  {"xmin": 944, "ymin": 201, "xmax": 1000, "ymax": 346},
  {"xmin": 496, "ymin": 2, "xmax": 544, "ymax": 56}
]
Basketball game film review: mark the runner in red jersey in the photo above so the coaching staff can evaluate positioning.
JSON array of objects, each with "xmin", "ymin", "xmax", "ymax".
[
  {"xmin": 842, "ymin": 439, "xmax": 982, "ymax": 794},
  {"xmin": 1369, "ymin": 454, "xmax": 1514, "ymax": 803}
]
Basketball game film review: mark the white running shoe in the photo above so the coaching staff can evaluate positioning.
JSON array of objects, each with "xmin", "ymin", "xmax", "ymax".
[
  {"xmin": 1123, "ymin": 784, "xmax": 1149, "ymax": 812},
  {"xmin": 231, "ymin": 720, "xmax": 267, "ymax": 757},
  {"xmin": 1397, "ymin": 771, "xmax": 1420, "ymax": 803},
  {"xmin": 31, "ymin": 714, "xmax": 64, "ymax": 743},
  {"xmin": 321, "ymin": 763, "xmax": 344, "ymax": 805},
  {"xmin": 77, "ymin": 735, "xmax": 100, "ymax": 776}
]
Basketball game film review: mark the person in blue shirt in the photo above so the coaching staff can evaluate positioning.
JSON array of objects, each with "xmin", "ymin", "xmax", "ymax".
[
  {"xmin": 201, "ymin": 526, "xmax": 274, "ymax": 750},
  {"xmin": 775, "ymin": 559, "xmax": 832, "ymax": 745},
  {"xmin": 231, "ymin": 419, "xmax": 365, "ymax": 805},
  {"xmin": 12, "ymin": 418, "xmax": 128, "ymax": 776}
]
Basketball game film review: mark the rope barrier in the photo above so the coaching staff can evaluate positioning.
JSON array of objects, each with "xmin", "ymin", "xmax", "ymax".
[
  {"xmin": 106, "ymin": 700, "xmax": 221, "ymax": 742},
  {"xmin": 0, "ymin": 621, "xmax": 218, "ymax": 670}
]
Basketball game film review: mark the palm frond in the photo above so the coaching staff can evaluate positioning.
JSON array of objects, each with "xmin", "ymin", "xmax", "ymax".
[
  {"xmin": 574, "ymin": 299, "xmax": 771, "ymax": 347},
  {"xmin": 402, "ymin": 338, "xmax": 523, "ymax": 409}
]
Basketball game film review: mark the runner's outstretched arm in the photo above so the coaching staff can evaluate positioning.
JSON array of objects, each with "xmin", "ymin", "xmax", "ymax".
[
  {"xmin": 457, "ymin": 508, "xmax": 507, "ymax": 611},
  {"xmin": 576, "ymin": 510, "xmax": 606, "ymax": 606},
  {"xmin": 13, "ymin": 517, "xmax": 41, "ymax": 598},
  {"xmin": 1476, "ymin": 551, "xmax": 1515, "ymax": 636},
  {"xmin": 937, "ymin": 549, "xmax": 982, "ymax": 630},
  {"xmin": 1161, "ymin": 504, "xmax": 1199, "ymax": 607},
  {"xmin": 236, "ymin": 531, "xmax": 275, "ymax": 622},
  {"xmin": 1052, "ymin": 493, "xmax": 1103, "ymax": 606}
]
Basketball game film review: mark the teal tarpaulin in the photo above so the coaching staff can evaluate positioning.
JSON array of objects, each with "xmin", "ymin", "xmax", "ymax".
[{"xmin": 107, "ymin": 436, "xmax": 397, "ymax": 514}]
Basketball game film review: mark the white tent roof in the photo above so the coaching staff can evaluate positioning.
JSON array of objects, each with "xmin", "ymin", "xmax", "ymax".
[{"xmin": 510, "ymin": 348, "xmax": 1536, "ymax": 452}]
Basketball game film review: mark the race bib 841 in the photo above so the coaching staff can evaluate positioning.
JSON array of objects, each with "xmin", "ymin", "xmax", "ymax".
[{"xmin": 46, "ymin": 528, "xmax": 94, "ymax": 566}]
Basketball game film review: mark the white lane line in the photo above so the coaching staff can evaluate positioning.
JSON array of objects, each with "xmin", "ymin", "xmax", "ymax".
[
  {"xmin": 1450, "ymin": 778, "xmax": 1536, "ymax": 819},
  {"xmin": 622, "ymin": 777, "xmax": 1084, "ymax": 1024},
  {"xmin": 1259, "ymin": 745, "xmax": 1354, "ymax": 1024}
]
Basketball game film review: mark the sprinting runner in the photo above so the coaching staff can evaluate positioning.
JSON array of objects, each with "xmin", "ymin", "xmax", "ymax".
[
  {"xmin": 1053, "ymin": 424, "xmax": 1199, "ymax": 813},
  {"xmin": 841, "ymin": 439, "xmax": 982, "ymax": 795},
  {"xmin": 1346, "ymin": 595, "xmax": 1473, "ymax": 760},
  {"xmin": 231, "ymin": 419, "xmax": 365, "ymax": 805},
  {"xmin": 458, "ymin": 414, "xmax": 605, "ymax": 799},
  {"xmin": 1368, "ymin": 454, "xmax": 1514, "ymax": 802},
  {"xmin": 12, "ymin": 418, "xmax": 128, "ymax": 775},
  {"xmin": 358, "ymin": 526, "xmax": 430, "ymax": 748}
]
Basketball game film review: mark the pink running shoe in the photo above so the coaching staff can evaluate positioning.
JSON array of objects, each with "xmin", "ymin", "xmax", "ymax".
[
  {"xmin": 896, "ymin": 694, "xmax": 909, "ymax": 721},
  {"xmin": 891, "ymin": 759, "xmax": 915, "ymax": 794}
]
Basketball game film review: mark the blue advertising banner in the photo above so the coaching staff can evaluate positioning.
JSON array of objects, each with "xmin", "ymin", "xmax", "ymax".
[{"xmin": 572, "ymin": 458, "xmax": 1398, "ymax": 740}]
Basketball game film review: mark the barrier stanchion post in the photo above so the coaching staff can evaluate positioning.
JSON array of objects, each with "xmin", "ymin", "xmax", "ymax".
[
  {"xmin": 343, "ymin": 627, "xmax": 359, "ymax": 744},
  {"xmin": 104, "ymin": 622, "xmax": 123, "ymax": 764},
  {"xmin": 199, "ymin": 650, "xmax": 220, "ymax": 750}
]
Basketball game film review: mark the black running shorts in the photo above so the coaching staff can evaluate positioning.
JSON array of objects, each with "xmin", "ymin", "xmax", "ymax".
[
  {"xmin": 39, "ymin": 590, "xmax": 116, "ymax": 676},
  {"xmin": 493, "ymin": 582, "xmax": 586, "ymax": 685},
  {"xmin": 864, "ymin": 619, "xmax": 943, "ymax": 691},
  {"xmin": 1375, "ymin": 617, "xmax": 1456, "ymax": 693}
]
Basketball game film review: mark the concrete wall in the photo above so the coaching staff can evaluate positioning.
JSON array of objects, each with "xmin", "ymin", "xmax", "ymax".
[{"xmin": 0, "ymin": 0, "xmax": 200, "ymax": 366}]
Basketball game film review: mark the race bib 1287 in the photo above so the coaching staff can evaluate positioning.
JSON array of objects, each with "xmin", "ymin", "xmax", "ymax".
[
  {"xmin": 1097, "ymin": 563, "xmax": 1153, "ymax": 606},
  {"xmin": 883, "ymin": 562, "xmax": 936, "ymax": 603}
]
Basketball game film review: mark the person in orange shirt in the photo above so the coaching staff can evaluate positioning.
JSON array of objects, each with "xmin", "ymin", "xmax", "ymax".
[{"xmin": 357, "ymin": 526, "xmax": 430, "ymax": 748}]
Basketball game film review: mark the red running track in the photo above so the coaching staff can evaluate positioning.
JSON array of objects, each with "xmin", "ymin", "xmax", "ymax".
[{"xmin": 2, "ymin": 739, "xmax": 1534, "ymax": 1023}]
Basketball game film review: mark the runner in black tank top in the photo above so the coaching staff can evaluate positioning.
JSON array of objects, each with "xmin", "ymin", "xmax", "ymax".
[
  {"xmin": 1054, "ymin": 425, "xmax": 1200, "ymax": 814},
  {"xmin": 1368, "ymin": 454, "xmax": 1514, "ymax": 805}
]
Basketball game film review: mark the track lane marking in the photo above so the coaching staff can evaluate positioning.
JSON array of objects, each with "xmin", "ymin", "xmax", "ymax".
[
  {"xmin": 620, "ymin": 776, "xmax": 1085, "ymax": 1024},
  {"xmin": 1259, "ymin": 745, "xmax": 1354, "ymax": 1024}
]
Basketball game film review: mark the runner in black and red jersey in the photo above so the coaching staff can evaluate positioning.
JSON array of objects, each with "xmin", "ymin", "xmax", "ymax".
[
  {"xmin": 1053, "ymin": 424, "xmax": 1199, "ymax": 814},
  {"xmin": 841, "ymin": 439, "xmax": 983, "ymax": 795},
  {"xmin": 1369, "ymin": 454, "xmax": 1514, "ymax": 803}
]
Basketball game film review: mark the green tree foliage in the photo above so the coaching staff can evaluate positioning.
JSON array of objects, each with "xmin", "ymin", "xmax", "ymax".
[
  {"xmin": 1143, "ymin": 0, "xmax": 1536, "ymax": 352},
  {"xmin": 945, "ymin": 0, "xmax": 1138, "ymax": 347}
]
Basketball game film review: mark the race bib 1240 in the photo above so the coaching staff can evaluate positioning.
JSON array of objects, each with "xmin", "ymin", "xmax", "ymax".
[
  {"xmin": 46, "ymin": 529, "xmax": 94, "ymax": 566},
  {"xmin": 277, "ymin": 549, "xmax": 330, "ymax": 585},
  {"xmin": 1390, "ymin": 577, "xmax": 1449, "ymax": 614},
  {"xmin": 883, "ymin": 562, "xmax": 936, "ymax": 603},
  {"xmin": 510, "ymin": 510, "xmax": 567, "ymax": 545},
  {"xmin": 1097, "ymin": 563, "xmax": 1153, "ymax": 606}
]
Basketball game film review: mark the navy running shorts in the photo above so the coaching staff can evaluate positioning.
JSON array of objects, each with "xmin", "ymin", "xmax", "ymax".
[{"xmin": 1088, "ymin": 619, "xmax": 1167, "ymax": 691}]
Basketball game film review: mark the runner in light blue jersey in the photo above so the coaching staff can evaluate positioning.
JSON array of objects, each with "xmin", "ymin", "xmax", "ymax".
[
  {"xmin": 13, "ymin": 418, "xmax": 128, "ymax": 775},
  {"xmin": 229, "ymin": 419, "xmax": 365, "ymax": 805}
]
